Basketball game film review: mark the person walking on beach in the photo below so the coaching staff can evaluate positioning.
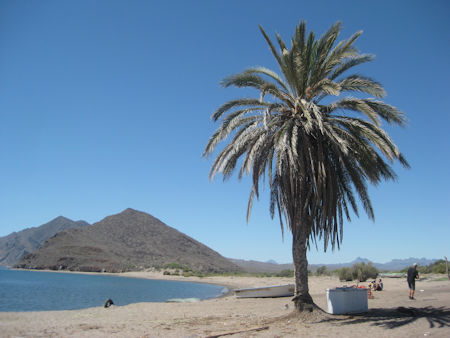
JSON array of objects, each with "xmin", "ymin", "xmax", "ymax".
[{"xmin": 407, "ymin": 263, "xmax": 419, "ymax": 299}]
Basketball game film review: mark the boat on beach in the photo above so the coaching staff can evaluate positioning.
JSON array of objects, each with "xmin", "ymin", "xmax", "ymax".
[
  {"xmin": 379, "ymin": 272, "xmax": 405, "ymax": 278},
  {"xmin": 234, "ymin": 284, "xmax": 295, "ymax": 298},
  {"xmin": 166, "ymin": 298, "xmax": 201, "ymax": 303}
]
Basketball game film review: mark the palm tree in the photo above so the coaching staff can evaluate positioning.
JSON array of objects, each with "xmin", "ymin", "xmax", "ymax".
[{"xmin": 203, "ymin": 21, "xmax": 409, "ymax": 312}]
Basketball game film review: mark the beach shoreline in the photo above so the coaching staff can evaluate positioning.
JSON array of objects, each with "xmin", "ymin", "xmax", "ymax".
[{"xmin": 1, "ymin": 271, "xmax": 449, "ymax": 337}]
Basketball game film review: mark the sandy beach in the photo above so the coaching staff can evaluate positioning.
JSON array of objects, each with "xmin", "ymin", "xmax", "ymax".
[{"xmin": 0, "ymin": 271, "xmax": 449, "ymax": 337}]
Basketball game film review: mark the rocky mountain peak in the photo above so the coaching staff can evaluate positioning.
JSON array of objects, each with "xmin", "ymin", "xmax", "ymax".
[{"xmin": 14, "ymin": 209, "xmax": 242, "ymax": 274}]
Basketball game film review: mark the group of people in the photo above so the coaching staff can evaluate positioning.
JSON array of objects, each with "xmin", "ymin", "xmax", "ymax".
[
  {"xmin": 368, "ymin": 263, "xmax": 419, "ymax": 300},
  {"xmin": 368, "ymin": 278, "xmax": 383, "ymax": 291}
]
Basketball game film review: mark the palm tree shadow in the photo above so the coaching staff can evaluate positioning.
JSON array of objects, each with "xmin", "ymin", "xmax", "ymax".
[{"xmin": 319, "ymin": 306, "xmax": 450, "ymax": 329}]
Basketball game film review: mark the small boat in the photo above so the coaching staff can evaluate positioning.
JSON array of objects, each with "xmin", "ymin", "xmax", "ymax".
[
  {"xmin": 234, "ymin": 284, "xmax": 295, "ymax": 298},
  {"xmin": 166, "ymin": 298, "xmax": 201, "ymax": 303},
  {"xmin": 379, "ymin": 273, "xmax": 406, "ymax": 278}
]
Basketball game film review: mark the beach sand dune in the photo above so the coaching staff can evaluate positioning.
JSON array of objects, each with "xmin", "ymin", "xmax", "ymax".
[{"xmin": 0, "ymin": 273, "xmax": 449, "ymax": 337}]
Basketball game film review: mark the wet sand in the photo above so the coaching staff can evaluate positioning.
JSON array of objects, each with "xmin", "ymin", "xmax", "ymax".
[{"xmin": 0, "ymin": 272, "xmax": 449, "ymax": 337}]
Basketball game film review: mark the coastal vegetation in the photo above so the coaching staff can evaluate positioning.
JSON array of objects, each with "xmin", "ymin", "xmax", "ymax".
[
  {"xmin": 159, "ymin": 259, "xmax": 448, "ymax": 281},
  {"xmin": 204, "ymin": 20, "xmax": 409, "ymax": 312},
  {"xmin": 337, "ymin": 262, "xmax": 379, "ymax": 282},
  {"xmin": 161, "ymin": 259, "xmax": 448, "ymax": 280},
  {"xmin": 401, "ymin": 259, "xmax": 449, "ymax": 275}
]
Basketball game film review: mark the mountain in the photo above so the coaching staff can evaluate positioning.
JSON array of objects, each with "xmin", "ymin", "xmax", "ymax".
[
  {"xmin": 375, "ymin": 258, "xmax": 438, "ymax": 271},
  {"xmin": 351, "ymin": 257, "xmax": 372, "ymax": 264},
  {"xmin": 15, "ymin": 208, "xmax": 242, "ymax": 274},
  {"xmin": 0, "ymin": 216, "xmax": 90, "ymax": 267},
  {"xmin": 229, "ymin": 258, "xmax": 293, "ymax": 273},
  {"xmin": 266, "ymin": 259, "xmax": 278, "ymax": 264},
  {"xmin": 316, "ymin": 257, "xmax": 439, "ymax": 271},
  {"xmin": 230, "ymin": 257, "xmax": 439, "ymax": 273}
]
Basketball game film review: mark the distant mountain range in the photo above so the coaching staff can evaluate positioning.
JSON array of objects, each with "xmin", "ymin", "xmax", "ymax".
[
  {"xmin": 230, "ymin": 256, "xmax": 439, "ymax": 273},
  {"xmin": 322, "ymin": 257, "xmax": 439, "ymax": 272},
  {"xmin": 0, "ymin": 216, "xmax": 90, "ymax": 267},
  {"xmin": 229, "ymin": 258, "xmax": 293, "ymax": 273},
  {"xmin": 15, "ymin": 208, "xmax": 242, "ymax": 273}
]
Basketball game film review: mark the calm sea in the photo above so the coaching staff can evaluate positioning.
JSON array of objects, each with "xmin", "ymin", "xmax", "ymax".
[{"xmin": 0, "ymin": 268, "xmax": 227, "ymax": 312}]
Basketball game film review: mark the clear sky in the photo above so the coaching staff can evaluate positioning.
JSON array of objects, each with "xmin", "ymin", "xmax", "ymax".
[{"xmin": 0, "ymin": 0, "xmax": 448, "ymax": 264}]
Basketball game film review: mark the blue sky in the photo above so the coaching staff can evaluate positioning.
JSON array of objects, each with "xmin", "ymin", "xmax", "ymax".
[{"xmin": 0, "ymin": 0, "xmax": 448, "ymax": 264}]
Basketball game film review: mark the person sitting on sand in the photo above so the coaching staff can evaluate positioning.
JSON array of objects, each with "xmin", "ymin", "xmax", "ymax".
[
  {"xmin": 375, "ymin": 278, "xmax": 383, "ymax": 291},
  {"xmin": 407, "ymin": 263, "xmax": 419, "ymax": 299}
]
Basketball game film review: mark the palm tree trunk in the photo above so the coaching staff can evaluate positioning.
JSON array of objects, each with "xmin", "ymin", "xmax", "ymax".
[{"xmin": 292, "ymin": 223, "xmax": 314, "ymax": 311}]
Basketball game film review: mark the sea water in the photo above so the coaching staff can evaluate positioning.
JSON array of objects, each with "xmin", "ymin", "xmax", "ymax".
[{"xmin": 0, "ymin": 268, "xmax": 227, "ymax": 312}]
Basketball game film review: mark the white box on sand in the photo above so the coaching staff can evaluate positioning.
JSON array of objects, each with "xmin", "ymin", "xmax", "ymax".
[{"xmin": 326, "ymin": 287, "xmax": 368, "ymax": 314}]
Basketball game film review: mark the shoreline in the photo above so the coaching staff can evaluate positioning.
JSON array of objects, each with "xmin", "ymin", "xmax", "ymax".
[
  {"xmin": 6, "ymin": 267, "xmax": 237, "ymax": 305},
  {"xmin": 1, "ymin": 270, "xmax": 449, "ymax": 337}
]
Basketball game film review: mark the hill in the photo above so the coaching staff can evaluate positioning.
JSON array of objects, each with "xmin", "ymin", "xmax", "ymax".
[
  {"xmin": 316, "ymin": 257, "xmax": 438, "ymax": 272},
  {"xmin": 228, "ymin": 258, "xmax": 294, "ymax": 273},
  {"xmin": 15, "ymin": 208, "xmax": 242, "ymax": 274},
  {"xmin": 375, "ymin": 257, "xmax": 438, "ymax": 271},
  {"xmin": 229, "ymin": 257, "xmax": 439, "ymax": 273},
  {"xmin": 0, "ymin": 216, "xmax": 90, "ymax": 267}
]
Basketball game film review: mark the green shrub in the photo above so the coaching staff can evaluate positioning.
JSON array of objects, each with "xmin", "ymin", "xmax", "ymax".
[
  {"xmin": 337, "ymin": 263, "xmax": 379, "ymax": 282},
  {"xmin": 316, "ymin": 266, "xmax": 328, "ymax": 276},
  {"xmin": 401, "ymin": 260, "xmax": 448, "ymax": 275},
  {"xmin": 182, "ymin": 271, "xmax": 206, "ymax": 278},
  {"xmin": 338, "ymin": 267, "xmax": 353, "ymax": 281},
  {"xmin": 276, "ymin": 269, "xmax": 294, "ymax": 277},
  {"xmin": 164, "ymin": 262, "xmax": 187, "ymax": 270},
  {"xmin": 430, "ymin": 260, "xmax": 447, "ymax": 274},
  {"xmin": 251, "ymin": 270, "xmax": 295, "ymax": 278},
  {"xmin": 352, "ymin": 262, "xmax": 379, "ymax": 282}
]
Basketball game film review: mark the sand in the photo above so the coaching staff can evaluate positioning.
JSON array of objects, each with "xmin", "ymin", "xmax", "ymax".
[{"xmin": 0, "ymin": 271, "xmax": 449, "ymax": 337}]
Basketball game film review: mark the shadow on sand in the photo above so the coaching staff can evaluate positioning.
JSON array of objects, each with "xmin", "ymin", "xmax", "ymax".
[{"xmin": 318, "ymin": 306, "xmax": 450, "ymax": 329}]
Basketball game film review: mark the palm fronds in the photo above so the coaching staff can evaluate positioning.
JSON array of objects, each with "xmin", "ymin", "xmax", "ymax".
[{"xmin": 204, "ymin": 20, "xmax": 408, "ymax": 251}]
